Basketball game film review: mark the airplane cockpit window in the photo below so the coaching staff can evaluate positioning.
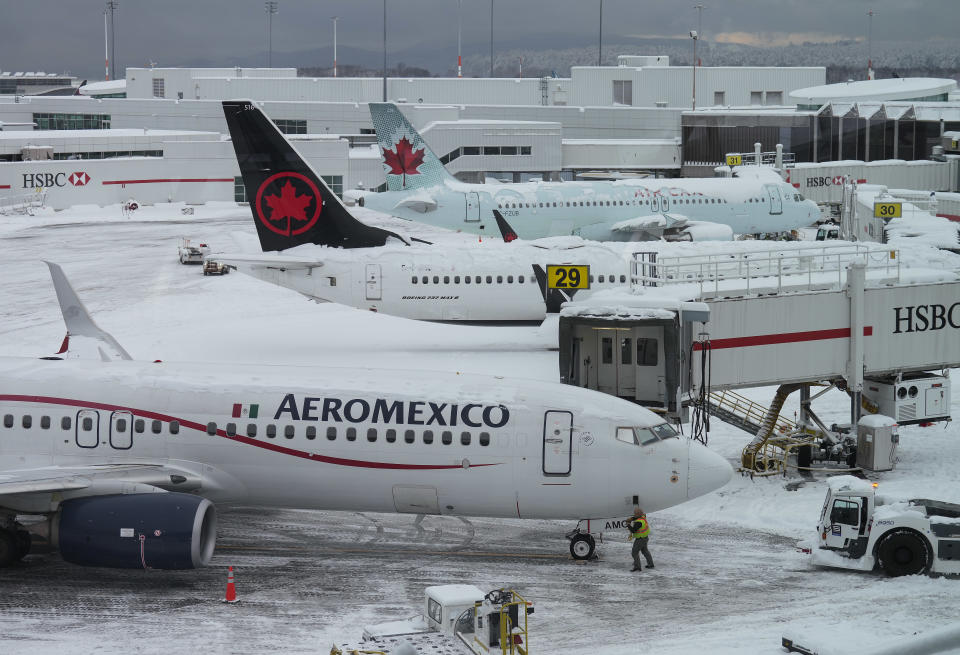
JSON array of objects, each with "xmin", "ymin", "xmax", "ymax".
[{"xmin": 616, "ymin": 427, "xmax": 637, "ymax": 445}]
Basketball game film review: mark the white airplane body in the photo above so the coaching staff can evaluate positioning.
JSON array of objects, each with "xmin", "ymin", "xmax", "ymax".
[
  {"xmin": 0, "ymin": 263, "xmax": 732, "ymax": 569},
  {"xmin": 357, "ymin": 103, "xmax": 820, "ymax": 240}
]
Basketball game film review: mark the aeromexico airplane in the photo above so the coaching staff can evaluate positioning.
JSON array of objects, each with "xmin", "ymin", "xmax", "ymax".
[
  {"xmin": 0, "ymin": 263, "xmax": 732, "ymax": 568},
  {"xmin": 220, "ymin": 100, "xmax": 636, "ymax": 322},
  {"xmin": 355, "ymin": 102, "xmax": 820, "ymax": 240}
]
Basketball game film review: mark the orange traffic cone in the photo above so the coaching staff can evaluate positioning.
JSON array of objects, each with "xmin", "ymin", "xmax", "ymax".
[{"xmin": 223, "ymin": 566, "xmax": 238, "ymax": 603}]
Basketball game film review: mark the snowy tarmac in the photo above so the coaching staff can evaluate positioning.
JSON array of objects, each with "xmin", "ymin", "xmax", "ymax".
[{"xmin": 1, "ymin": 202, "xmax": 959, "ymax": 654}]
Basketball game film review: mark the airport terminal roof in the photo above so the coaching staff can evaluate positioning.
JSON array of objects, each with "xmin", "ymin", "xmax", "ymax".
[{"xmin": 789, "ymin": 78, "xmax": 957, "ymax": 106}]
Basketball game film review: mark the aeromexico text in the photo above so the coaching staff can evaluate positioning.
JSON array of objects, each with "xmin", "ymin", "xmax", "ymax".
[{"xmin": 274, "ymin": 394, "xmax": 510, "ymax": 428}]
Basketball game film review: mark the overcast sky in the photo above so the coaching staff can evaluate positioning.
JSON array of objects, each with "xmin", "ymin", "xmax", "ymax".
[{"xmin": 1, "ymin": 0, "xmax": 956, "ymax": 77}]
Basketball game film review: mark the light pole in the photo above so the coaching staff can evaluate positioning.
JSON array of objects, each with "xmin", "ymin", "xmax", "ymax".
[
  {"xmin": 690, "ymin": 30, "xmax": 699, "ymax": 110},
  {"xmin": 490, "ymin": 0, "xmax": 494, "ymax": 77},
  {"xmin": 106, "ymin": 1, "xmax": 118, "ymax": 81},
  {"xmin": 103, "ymin": 8, "xmax": 110, "ymax": 80},
  {"xmin": 598, "ymin": 0, "xmax": 603, "ymax": 66},
  {"xmin": 265, "ymin": 1, "xmax": 278, "ymax": 68},
  {"xmin": 382, "ymin": 0, "xmax": 387, "ymax": 101},
  {"xmin": 694, "ymin": 4, "xmax": 705, "ymax": 62},
  {"xmin": 331, "ymin": 16, "xmax": 338, "ymax": 77},
  {"xmin": 867, "ymin": 9, "xmax": 875, "ymax": 80}
]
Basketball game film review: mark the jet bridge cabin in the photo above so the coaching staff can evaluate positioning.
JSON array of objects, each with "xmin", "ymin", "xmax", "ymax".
[{"xmin": 558, "ymin": 301, "xmax": 709, "ymax": 421}]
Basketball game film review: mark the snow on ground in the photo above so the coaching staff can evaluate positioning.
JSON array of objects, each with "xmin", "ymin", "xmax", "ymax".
[{"xmin": 1, "ymin": 201, "xmax": 959, "ymax": 654}]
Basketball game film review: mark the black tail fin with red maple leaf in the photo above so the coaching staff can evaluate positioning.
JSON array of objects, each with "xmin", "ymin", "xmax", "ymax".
[{"xmin": 223, "ymin": 100, "xmax": 405, "ymax": 251}]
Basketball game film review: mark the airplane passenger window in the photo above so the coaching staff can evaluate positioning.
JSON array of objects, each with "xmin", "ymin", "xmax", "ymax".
[
  {"xmin": 620, "ymin": 275, "xmax": 626, "ymax": 283},
  {"xmin": 61, "ymin": 416, "xmax": 71, "ymax": 430},
  {"xmin": 461, "ymin": 432, "xmax": 471, "ymax": 445},
  {"xmin": 486, "ymin": 276, "xmax": 492, "ymax": 284},
  {"xmin": 553, "ymin": 202, "xmax": 557, "ymax": 207},
  {"xmin": 305, "ymin": 426, "xmax": 316, "ymax": 439},
  {"xmin": 433, "ymin": 276, "xmax": 439, "ymax": 284},
  {"xmin": 41, "ymin": 416, "xmax": 51, "ymax": 429},
  {"xmin": 22, "ymin": 415, "xmax": 32, "ymax": 429},
  {"xmin": 454, "ymin": 276, "xmax": 461, "ymax": 284},
  {"xmin": 346, "ymin": 427, "xmax": 357, "ymax": 441},
  {"xmin": 285, "ymin": 425, "xmax": 295, "ymax": 439},
  {"xmin": 442, "ymin": 431, "xmax": 453, "ymax": 445},
  {"xmin": 475, "ymin": 276, "xmax": 482, "ymax": 283},
  {"xmin": 226, "ymin": 423, "xmax": 236, "ymax": 437},
  {"xmin": 367, "ymin": 428, "xmax": 377, "ymax": 442},
  {"xmin": 589, "ymin": 275, "xmax": 595, "ymax": 283},
  {"xmin": 404, "ymin": 429, "xmax": 415, "ymax": 444},
  {"xmin": 507, "ymin": 275, "xmax": 513, "ymax": 283},
  {"xmin": 479, "ymin": 432, "xmax": 490, "ymax": 446},
  {"xmin": 519, "ymin": 275, "xmax": 525, "ymax": 283},
  {"xmin": 599, "ymin": 275, "xmax": 605, "ymax": 283},
  {"xmin": 444, "ymin": 276, "xmax": 450, "ymax": 284},
  {"xmin": 386, "ymin": 428, "xmax": 397, "ymax": 443},
  {"xmin": 422, "ymin": 276, "xmax": 428, "ymax": 284},
  {"xmin": 82, "ymin": 417, "xmax": 93, "ymax": 431},
  {"xmin": 464, "ymin": 276, "xmax": 470, "ymax": 284},
  {"xmin": 411, "ymin": 277, "xmax": 417, "ymax": 284},
  {"xmin": 113, "ymin": 418, "xmax": 127, "ymax": 432},
  {"xmin": 266, "ymin": 424, "xmax": 276, "ymax": 439},
  {"xmin": 169, "ymin": 421, "xmax": 180, "ymax": 435},
  {"xmin": 616, "ymin": 427, "xmax": 636, "ymax": 445},
  {"xmin": 207, "ymin": 422, "xmax": 217, "ymax": 435},
  {"xmin": 496, "ymin": 276, "xmax": 502, "ymax": 283},
  {"xmin": 246, "ymin": 423, "xmax": 257, "ymax": 438},
  {"xmin": 152, "ymin": 420, "xmax": 162, "ymax": 434},
  {"xmin": 423, "ymin": 430, "xmax": 434, "ymax": 444},
  {"xmin": 2, "ymin": 414, "xmax": 11, "ymax": 428},
  {"xmin": 327, "ymin": 426, "xmax": 337, "ymax": 440}
]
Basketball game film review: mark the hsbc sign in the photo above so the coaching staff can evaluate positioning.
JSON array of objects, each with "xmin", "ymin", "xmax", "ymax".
[
  {"xmin": 805, "ymin": 175, "xmax": 846, "ymax": 187},
  {"xmin": 22, "ymin": 171, "xmax": 91, "ymax": 189}
]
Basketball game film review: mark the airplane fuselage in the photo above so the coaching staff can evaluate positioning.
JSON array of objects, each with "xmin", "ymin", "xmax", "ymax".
[
  {"xmin": 359, "ymin": 177, "xmax": 820, "ymax": 239},
  {"xmin": 0, "ymin": 357, "xmax": 730, "ymax": 520}
]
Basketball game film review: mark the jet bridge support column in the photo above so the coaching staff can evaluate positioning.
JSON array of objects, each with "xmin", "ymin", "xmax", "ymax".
[{"xmin": 846, "ymin": 258, "xmax": 866, "ymax": 426}]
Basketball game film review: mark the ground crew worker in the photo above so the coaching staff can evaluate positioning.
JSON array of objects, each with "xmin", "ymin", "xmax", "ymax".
[{"xmin": 627, "ymin": 507, "xmax": 654, "ymax": 572}]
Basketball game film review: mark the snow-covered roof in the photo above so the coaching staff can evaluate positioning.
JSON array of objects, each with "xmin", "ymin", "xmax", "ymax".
[
  {"xmin": 424, "ymin": 584, "xmax": 484, "ymax": 606},
  {"xmin": 826, "ymin": 475, "xmax": 876, "ymax": 493},
  {"xmin": 790, "ymin": 78, "xmax": 957, "ymax": 104},
  {"xmin": 78, "ymin": 79, "xmax": 126, "ymax": 96}
]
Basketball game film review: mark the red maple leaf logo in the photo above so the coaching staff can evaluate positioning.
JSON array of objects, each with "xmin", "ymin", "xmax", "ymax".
[
  {"xmin": 383, "ymin": 136, "xmax": 425, "ymax": 188},
  {"xmin": 264, "ymin": 181, "xmax": 313, "ymax": 233}
]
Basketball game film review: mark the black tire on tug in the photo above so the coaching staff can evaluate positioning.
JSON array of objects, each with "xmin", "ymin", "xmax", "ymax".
[
  {"xmin": 15, "ymin": 530, "xmax": 31, "ymax": 560},
  {"xmin": 0, "ymin": 530, "xmax": 18, "ymax": 567},
  {"xmin": 570, "ymin": 533, "xmax": 596, "ymax": 560},
  {"xmin": 877, "ymin": 529, "xmax": 931, "ymax": 576}
]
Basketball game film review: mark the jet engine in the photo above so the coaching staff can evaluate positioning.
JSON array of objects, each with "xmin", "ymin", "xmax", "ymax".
[{"xmin": 54, "ymin": 493, "xmax": 216, "ymax": 569}]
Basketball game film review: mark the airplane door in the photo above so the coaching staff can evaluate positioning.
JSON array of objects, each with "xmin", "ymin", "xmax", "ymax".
[
  {"xmin": 617, "ymin": 334, "xmax": 636, "ymax": 397},
  {"xmin": 465, "ymin": 191, "xmax": 481, "ymax": 222},
  {"xmin": 633, "ymin": 326, "xmax": 665, "ymax": 404},
  {"xmin": 75, "ymin": 409, "xmax": 100, "ymax": 449},
  {"xmin": 365, "ymin": 264, "xmax": 382, "ymax": 300},
  {"xmin": 542, "ymin": 410, "xmax": 573, "ymax": 475},
  {"xmin": 109, "ymin": 411, "xmax": 133, "ymax": 450},
  {"xmin": 765, "ymin": 184, "xmax": 783, "ymax": 215}
]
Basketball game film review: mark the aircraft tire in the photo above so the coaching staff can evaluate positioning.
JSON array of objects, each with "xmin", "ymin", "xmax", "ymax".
[
  {"xmin": 0, "ymin": 529, "xmax": 18, "ymax": 567},
  {"xmin": 877, "ymin": 529, "xmax": 931, "ymax": 576},
  {"xmin": 15, "ymin": 530, "xmax": 31, "ymax": 560},
  {"xmin": 569, "ymin": 533, "xmax": 596, "ymax": 560}
]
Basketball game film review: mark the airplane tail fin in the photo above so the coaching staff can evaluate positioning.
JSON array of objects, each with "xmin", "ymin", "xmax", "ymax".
[
  {"xmin": 44, "ymin": 262, "xmax": 132, "ymax": 361},
  {"xmin": 368, "ymin": 102, "xmax": 456, "ymax": 192},
  {"xmin": 532, "ymin": 264, "xmax": 580, "ymax": 314},
  {"xmin": 493, "ymin": 210, "xmax": 519, "ymax": 242},
  {"xmin": 222, "ymin": 100, "xmax": 405, "ymax": 251}
]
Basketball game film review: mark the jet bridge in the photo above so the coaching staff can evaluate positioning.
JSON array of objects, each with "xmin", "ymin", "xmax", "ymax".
[{"xmin": 559, "ymin": 244, "xmax": 960, "ymax": 473}]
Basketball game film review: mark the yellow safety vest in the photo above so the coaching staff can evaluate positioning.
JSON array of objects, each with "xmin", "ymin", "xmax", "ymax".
[{"xmin": 630, "ymin": 517, "xmax": 650, "ymax": 539}]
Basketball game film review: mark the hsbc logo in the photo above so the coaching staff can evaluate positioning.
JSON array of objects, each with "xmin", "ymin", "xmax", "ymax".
[
  {"xmin": 21, "ymin": 171, "xmax": 91, "ymax": 189},
  {"xmin": 69, "ymin": 171, "xmax": 90, "ymax": 186},
  {"xmin": 804, "ymin": 175, "xmax": 866, "ymax": 188}
]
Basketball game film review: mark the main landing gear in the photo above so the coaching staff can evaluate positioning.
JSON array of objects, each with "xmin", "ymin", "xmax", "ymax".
[{"xmin": 0, "ymin": 516, "xmax": 32, "ymax": 567}]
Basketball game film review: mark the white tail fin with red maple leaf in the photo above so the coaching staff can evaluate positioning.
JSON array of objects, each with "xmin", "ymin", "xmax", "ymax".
[{"xmin": 369, "ymin": 103, "xmax": 455, "ymax": 193}]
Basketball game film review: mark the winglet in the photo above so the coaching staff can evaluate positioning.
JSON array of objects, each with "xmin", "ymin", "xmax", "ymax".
[
  {"xmin": 493, "ymin": 210, "xmax": 519, "ymax": 242},
  {"xmin": 45, "ymin": 262, "xmax": 132, "ymax": 361}
]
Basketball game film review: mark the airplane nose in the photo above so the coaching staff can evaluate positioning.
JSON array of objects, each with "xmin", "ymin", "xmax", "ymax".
[{"xmin": 687, "ymin": 440, "xmax": 733, "ymax": 500}]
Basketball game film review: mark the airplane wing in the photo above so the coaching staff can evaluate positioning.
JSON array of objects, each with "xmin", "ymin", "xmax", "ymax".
[
  {"xmin": 391, "ymin": 191, "xmax": 438, "ymax": 213},
  {"xmin": 211, "ymin": 252, "xmax": 326, "ymax": 271},
  {"xmin": 0, "ymin": 463, "xmax": 199, "ymax": 498},
  {"xmin": 610, "ymin": 212, "xmax": 689, "ymax": 233}
]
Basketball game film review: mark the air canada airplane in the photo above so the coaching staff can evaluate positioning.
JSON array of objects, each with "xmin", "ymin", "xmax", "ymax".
[
  {"xmin": 0, "ymin": 263, "xmax": 732, "ymax": 569},
  {"xmin": 220, "ymin": 100, "xmax": 636, "ymax": 322},
  {"xmin": 354, "ymin": 102, "xmax": 820, "ymax": 240}
]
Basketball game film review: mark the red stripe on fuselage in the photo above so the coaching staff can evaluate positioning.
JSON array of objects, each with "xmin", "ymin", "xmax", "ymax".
[
  {"xmin": 693, "ymin": 326, "xmax": 873, "ymax": 350},
  {"xmin": 0, "ymin": 394, "xmax": 500, "ymax": 471},
  {"xmin": 101, "ymin": 178, "xmax": 234, "ymax": 185}
]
